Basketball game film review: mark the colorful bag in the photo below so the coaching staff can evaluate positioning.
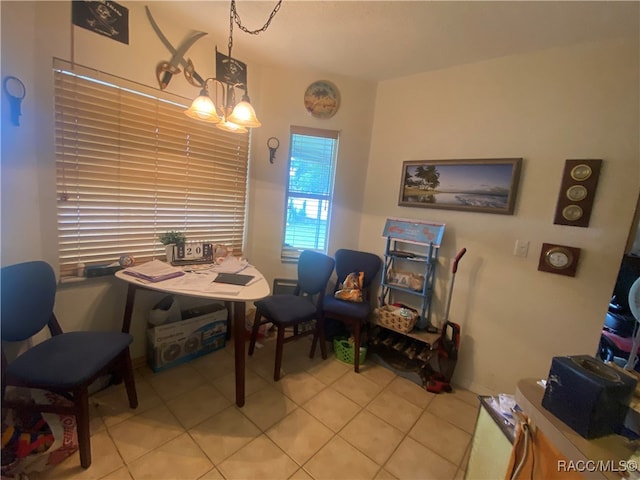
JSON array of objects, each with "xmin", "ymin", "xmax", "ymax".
[{"xmin": 334, "ymin": 271, "xmax": 364, "ymax": 302}]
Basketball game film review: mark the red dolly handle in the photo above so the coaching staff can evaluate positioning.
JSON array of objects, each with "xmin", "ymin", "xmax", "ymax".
[{"xmin": 452, "ymin": 248, "xmax": 467, "ymax": 274}]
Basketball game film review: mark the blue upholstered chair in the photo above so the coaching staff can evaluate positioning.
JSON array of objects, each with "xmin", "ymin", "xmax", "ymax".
[
  {"xmin": 322, "ymin": 249, "xmax": 382, "ymax": 373},
  {"xmin": 248, "ymin": 250, "xmax": 335, "ymax": 381},
  {"xmin": 1, "ymin": 261, "xmax": 138, "ymax": 468}
]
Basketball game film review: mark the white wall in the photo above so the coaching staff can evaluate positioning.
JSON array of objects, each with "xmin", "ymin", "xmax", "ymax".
[
  {"xmin": 245, "ymin": 65, "xmax": 376, "ymax": 282},
  {"xmin": 0, "ymin": 1, "xmax": 376, "ymax": 359},
  {"xmin": 361, "ymin": 37, "xmax": 640, "ymax": 394},
  {"xmin": 2, "ymin": 2, "xmax": 638, "ymax": 395}
]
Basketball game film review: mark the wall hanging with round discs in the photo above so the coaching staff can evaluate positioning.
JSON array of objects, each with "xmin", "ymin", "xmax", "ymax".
[{"xmin": 553, "ymin": 159, "xmax": 602, "ymax": 228}]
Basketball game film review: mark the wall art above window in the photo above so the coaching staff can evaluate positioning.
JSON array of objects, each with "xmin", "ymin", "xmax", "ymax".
[
  {"xmin": 398, "ymin": 158, "xmax": 522, "ymax": 215},
  {"xmin": 72, "ymin": 0, "xmax": 129, "ymax": 45}
]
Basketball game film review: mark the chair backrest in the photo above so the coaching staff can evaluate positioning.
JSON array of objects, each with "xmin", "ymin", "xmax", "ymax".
[
  {"xmin": 333, "ymin": 249, "xmax": 382, "ymax": 292},
  {"xmin": 1, "ymin": 261, "xmax": 57, "ymax": 342},
  {"xmin": 297, "ymin": 250, "xmax": 336, "ymax": 296}
]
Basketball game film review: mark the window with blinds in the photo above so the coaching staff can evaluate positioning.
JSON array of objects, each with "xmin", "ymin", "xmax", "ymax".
[
  {"xmin": 54, "ymin": 60, "xmax": 249, "ymax": 277},
  {"xmin": 281, "ymin": 126, "xmax": 338, "ymax": 262}
]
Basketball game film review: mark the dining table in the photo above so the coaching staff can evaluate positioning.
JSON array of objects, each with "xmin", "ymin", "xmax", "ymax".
[{"xmin": 115, "ymin": 260, "xmax": 270, "ymax": 407}]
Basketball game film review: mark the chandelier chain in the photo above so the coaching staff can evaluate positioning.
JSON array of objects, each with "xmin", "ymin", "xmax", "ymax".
[{"xmin": 230, "ymin": 0, "xmax": 282, "ymax": 39}]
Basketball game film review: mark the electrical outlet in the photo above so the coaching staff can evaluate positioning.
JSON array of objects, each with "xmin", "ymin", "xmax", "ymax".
[{"xmin": 514, "ymin": 240, "xmax": 529, "ymax": 257}]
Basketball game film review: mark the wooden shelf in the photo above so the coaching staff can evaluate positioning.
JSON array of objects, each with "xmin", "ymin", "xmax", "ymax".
[
  {"xmin": 371, "ymin": 315, "xmax": 440, "ymax": 348},
  {"xmin": 369, "ymin": 351, "xmax": 427, "ymax": 388},
  {"xmin": 379, "ymin": 219, "xmax": 444, "ymax": 330}
]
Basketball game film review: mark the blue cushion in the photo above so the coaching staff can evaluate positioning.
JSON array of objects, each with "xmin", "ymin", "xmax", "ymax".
[
  {"xmin": 255, "ymin": 295, "xmax": 318, "ymax": 325},
  {"xmin": 5, "ymin": 331, "xmax": 133, "ymax": 389},
  {"xmin": 323, "ymin": 295, "xmax": 371, "ymax": 320}
]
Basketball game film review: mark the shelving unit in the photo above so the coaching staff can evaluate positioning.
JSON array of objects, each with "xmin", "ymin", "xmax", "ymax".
[
  {"xmin": 378, "ymin": 218, "xmax": 445, "ymax": 331},
  {"xmin": 370, "ymin": 218, "xmax": 445, "ymax": 387}
]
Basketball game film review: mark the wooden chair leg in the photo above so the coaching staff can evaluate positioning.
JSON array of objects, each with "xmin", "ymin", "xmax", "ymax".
[
  {"xmin": 310, "ymin": 329, "xmax": 318, "ymax": 358},
  {"xmin": 318, "ymin": 317, "xmax": 327, "ymax": 360},
  {"xmin": 353, "ymin": 320, "xmax": 361, "ymax": 373},
  {"xmin": 274, "ymin": 325, "xmax": 285, "ymax": 381},
  {"xmin": 121, "ymin": 349, "xmax": 139, "ymax": 409},
  {"xmin": 75, "ymin": 387, "xmax": 92, "ymax": 468},
  {"xmin": 248, "ymin": 310, "xmax": 263, "ymax": 356}
]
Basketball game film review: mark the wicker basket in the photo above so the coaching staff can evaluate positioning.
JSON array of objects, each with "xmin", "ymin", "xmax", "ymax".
[
  {"xmin": 333, "ymin": 338, "xmax": 367, "ymax": 365},
  {"xmin": 377, "ymin": 305, "xmax": 418, "ymax": 333}
]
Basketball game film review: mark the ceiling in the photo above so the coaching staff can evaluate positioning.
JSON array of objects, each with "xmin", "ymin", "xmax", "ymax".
[{"xmin": 151, "ymin": 1, "xmax": 639, "ymax": 82}]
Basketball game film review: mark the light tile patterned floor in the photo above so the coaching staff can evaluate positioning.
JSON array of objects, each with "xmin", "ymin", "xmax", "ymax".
[{"xmin": 26, "ymin": 336, "xmax": 479, "ymax": 480}]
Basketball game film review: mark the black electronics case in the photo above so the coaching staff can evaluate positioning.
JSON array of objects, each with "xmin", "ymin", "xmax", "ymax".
[{"xmin": 542, "ymin": 355, "xmax": 637, "ymax": 438}]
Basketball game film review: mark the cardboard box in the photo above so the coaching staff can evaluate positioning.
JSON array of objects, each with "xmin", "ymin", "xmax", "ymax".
[{"xmin": 147, "ymin": 305, "xmax": 227, "ymax": 372}]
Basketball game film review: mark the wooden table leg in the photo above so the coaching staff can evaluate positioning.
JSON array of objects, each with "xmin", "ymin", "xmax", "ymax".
[
  {"xmin": 224, "ymin": 301, "xmax": 233, "ymax": 341},
  {"xmin": 232, "ymin": 301, "xmax": 246, "ymax": 407},
  {"xmin": 122, "ymin": 283, "xmax": 139, "ymax": 334},
  {"xmin": 119, "ymin": 282, "xmax": 247, "ymax": 407}
]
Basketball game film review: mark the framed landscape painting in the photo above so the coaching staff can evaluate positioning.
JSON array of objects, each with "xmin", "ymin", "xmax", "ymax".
[{"xmin": 398, "ymin": 158, "xmax": 522, "ymax": 215}]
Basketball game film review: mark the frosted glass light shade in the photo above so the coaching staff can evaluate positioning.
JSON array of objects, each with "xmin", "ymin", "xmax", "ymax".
[
  {"xmin": 227, "ymin": 100, "xmax": 261, "ymax": 128},
  {"xmin": 216, "ymin": 120, "xmax": 248, "ymax": 134},
  {"xmin": 184, "ymin": 93, "xmax": 221, "ymax": 124}
]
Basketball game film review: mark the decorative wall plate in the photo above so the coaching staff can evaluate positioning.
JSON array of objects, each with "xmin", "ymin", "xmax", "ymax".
[
  {"xmin": 304, "ymin": 80, "xmax": 340, "ymax": 119},
  {"xmin": 553, "ymin": 159, "xmax": 602, "ymax": 227},
  {"xmin": 570, "ymin": 164, "xmax": 593, "ymax": 181},
  {"xmin": 562, "ymin": 205, "xmax": 583, "ymax": 221},
  {"xmin": 538, "ymin": 243, "xmax": 581, "ymax": 277},
  {"xmin": 566, "ymin": 185, "xmax": 588, "ymax": 202}
]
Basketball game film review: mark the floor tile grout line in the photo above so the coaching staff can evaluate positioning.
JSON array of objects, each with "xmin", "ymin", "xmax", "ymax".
[
  {"xmin": 81, "ymin": 342, "xmax": 475, "ymax": 480},
  {"xmin": 262, "ymin": 412, "xmax": 338, "ymax": 473},
  {"xmin": 334, "ymin": 379, "xmax": 434, "ymax": 477},
  {"xmin": 245, "ymin": 351, "xmax": 402, "ymax": 479},
  {"xmin": 246, "ymin": 345, "xmax": 471, "ymax": 479}
]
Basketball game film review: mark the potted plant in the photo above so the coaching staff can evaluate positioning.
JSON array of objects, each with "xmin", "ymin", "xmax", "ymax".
[{"xmin": 159, "ymin": 231, "xmax": 186, "ymax": 262}]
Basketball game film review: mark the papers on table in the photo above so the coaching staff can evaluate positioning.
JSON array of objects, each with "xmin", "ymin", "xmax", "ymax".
[
  {"xmin": 122, "ymin": 260, "xmax": 264, "ymax": 295},
  {"xmin": 123, "ymin": 259, "xmax": 185, "ymax": 282},
  {"xmin": 212, "ymin": 256, "xmax": 249, "ymax": 273},
  {"xmin": 123, "ymin": 256, "xmax": 264, "ymax": 295},
  {"xmin": 181, "ymin": 256, "xmax": 249, "ymax": 274},
  {"xmin": 165, "ymin": 276, "xmax": 242, "ymax": 294}
]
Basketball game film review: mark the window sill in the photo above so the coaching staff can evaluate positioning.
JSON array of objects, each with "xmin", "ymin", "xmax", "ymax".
[{"xmin": 58, "ymin": 275, "xmax": 117, "ymax": 287}]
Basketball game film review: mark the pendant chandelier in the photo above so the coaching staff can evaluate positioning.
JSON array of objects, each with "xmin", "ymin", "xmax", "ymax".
[{"xmin": 184, "ymin": 0, "xmax": 282, "ymax": 133}]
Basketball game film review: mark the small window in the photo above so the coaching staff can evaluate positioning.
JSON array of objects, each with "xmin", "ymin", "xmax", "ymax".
[{"xmin": 281, "ymin": 126, "xmax": 338, "ymax": 262}]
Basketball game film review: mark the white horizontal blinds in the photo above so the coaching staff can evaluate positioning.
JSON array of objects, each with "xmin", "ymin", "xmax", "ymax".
[
  {"xmin": 54, "ymin": 60, "xmax": 249, "ymax": 276},
  {"xmin": 281, "ymin": 126, "xmax": 338, "ymax": 262}
]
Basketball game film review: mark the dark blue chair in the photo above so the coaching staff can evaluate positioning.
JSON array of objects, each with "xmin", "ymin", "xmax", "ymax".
[
  {"xmin": 248, "ymin": 250, "xmax": 335, "ymax": 381},
  {"xmin": 322, "ymin": 249, "xmax": 382, "ymax": 373},
  {"xmin": 1, "ymin": 261, "xmax": 138, "ymax": 468}
]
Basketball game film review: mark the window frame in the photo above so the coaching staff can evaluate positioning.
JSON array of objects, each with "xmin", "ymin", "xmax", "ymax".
[{"xmin": 281, "ymin": 125, "xmax": 339, "ymax": 262}]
